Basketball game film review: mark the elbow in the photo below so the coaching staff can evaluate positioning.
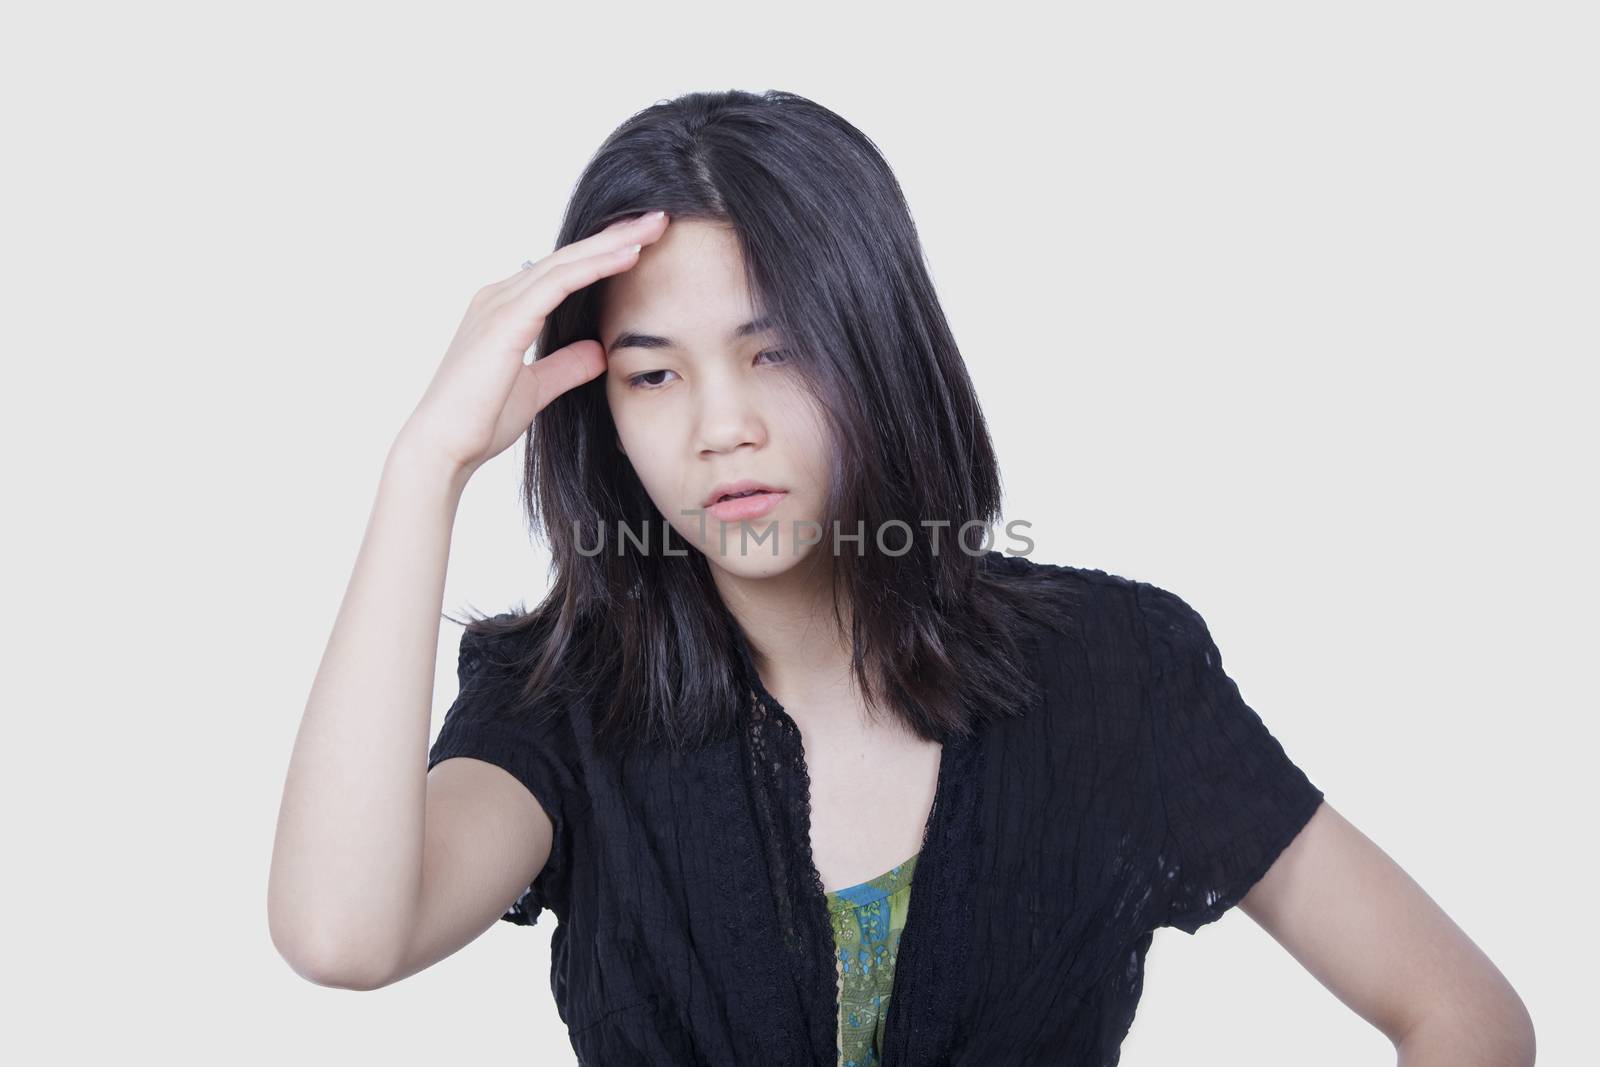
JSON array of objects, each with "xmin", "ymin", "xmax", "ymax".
[
  {"xmin": 270, "ymin": 921, "xmax": 397, "ymax": 992},
  {"xmin": 1394, "ymin": 988, "xmax": 1536, "ymax": 1066},
  {"xmin": 277, "ymin": 941, "xmax": 396, "ymax": 991},
  {"xmin": 1478, "ymin": 997, "xmax": 1537, "ymax": 1067},
  {"xmin": 1478, "ymin": 979, "xmax": 1537, "ymax": 1066},
  {"xmin": 1504, "ymin": 995, "xmax": 1537, "ymax": 1066}
]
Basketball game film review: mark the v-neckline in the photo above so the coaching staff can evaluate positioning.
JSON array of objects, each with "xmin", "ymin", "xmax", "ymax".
[
  {"xmin": 729, "ymin": 621, "xmax": 985, "ymax": 1066},
  {"xmin": 824, "ymin": 849, "xmax": 920, "ymax": 898}
]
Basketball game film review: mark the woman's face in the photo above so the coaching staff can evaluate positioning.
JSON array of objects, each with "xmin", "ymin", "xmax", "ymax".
[{"xmin": 599, "ymin": 219, "xmax": 833, "ymax": 579}]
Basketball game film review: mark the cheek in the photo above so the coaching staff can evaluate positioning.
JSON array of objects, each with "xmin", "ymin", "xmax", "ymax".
[
  {"xmin": 612, "ymin": 406, "xmax": 680, "ymax": 496},
  {"xmin": 779, "ymin": 405, "xmax": 836, "ymax": 485},
  {"xmin": 607, "ymin": 383, "xmax": 649, "ymax": 449},
  {"xmin": 604, "ymin": 377, "xmax": 630, "ymax": 428},
  {"xmin": 612, "ymin": 399, "xmax": 669, "ymax": 457}
]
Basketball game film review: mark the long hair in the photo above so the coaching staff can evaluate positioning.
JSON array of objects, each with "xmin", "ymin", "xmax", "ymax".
[{"xmin": 447, "ymin": 88, "xmax": 1079, "ymax": 760}]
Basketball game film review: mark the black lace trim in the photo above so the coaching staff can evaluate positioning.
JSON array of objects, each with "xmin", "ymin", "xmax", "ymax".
[
  {"xmin": 735, "ymin": 628, "xmax": 840, "ymax": 1065},
  {"xmin": 711, "ymin": 689, "xmax": 813, "ymax": 1063},
  {"xmin": 729, "ymin": 620, "xmax": 986, "ymax": 1067},
  {"xmin": 880, "ymin": 723, "xmax": 985, "ymax": 1064}
]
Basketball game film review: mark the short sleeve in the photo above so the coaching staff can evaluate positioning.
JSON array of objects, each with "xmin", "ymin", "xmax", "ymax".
[
  {"xmin": 426, "ymin": 622, "xmax": 578, "ymax": 928},
  {"xmin": 1135, "ymin": 582, "xmax": 1325, "ymax": 935}
]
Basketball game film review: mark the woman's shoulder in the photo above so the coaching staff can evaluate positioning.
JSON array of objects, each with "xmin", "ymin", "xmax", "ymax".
[
  {"xmin": 977, "ymin": 550, "xmax": 1199, "ymax": 668},
  {"xmin": 980, "ymin": 547, "xmax": 1140, "ymax": 592},
  {"xmin": 446, "ymin": 609, "xmax": 596, "ymax": 742},
  {"xmin": 978, "ymin": 547, "xmax": 1145, "ymax": 614}
]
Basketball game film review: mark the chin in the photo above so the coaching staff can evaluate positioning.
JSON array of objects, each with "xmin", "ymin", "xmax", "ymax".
[
  {"xmin": 708, "ymin": 551, "xmax": 804, "ymax": 580},
  {"xmin": 695, "ymin": 526, "xmax": 823, "ymax": 579}
]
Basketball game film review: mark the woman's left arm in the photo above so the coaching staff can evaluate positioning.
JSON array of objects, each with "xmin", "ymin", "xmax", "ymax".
[{"xmin": 1239, "ymin": 801, "xmax": 1537, "ymax": 1066}]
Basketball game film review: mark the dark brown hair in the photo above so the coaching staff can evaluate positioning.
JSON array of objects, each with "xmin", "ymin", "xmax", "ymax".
[{"xmin": 447, "ymin": 89, "xmax": 1078, "ymax": 760}]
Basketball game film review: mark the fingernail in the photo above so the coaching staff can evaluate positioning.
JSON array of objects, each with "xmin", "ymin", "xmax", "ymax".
[{"xmin": 640, "ymin": 210, "xmax": 665, "ymax": 222}]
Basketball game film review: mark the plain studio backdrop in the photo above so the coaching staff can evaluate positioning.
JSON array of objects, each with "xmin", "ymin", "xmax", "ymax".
[{"xmin": 2, "ymin": 2, "xmax": 1590, "ymax": 1063}]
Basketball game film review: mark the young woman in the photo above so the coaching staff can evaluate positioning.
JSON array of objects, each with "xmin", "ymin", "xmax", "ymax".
[{"xmin": 269, "ymin": 90, "xmax": 1535, "ymax": 1066}]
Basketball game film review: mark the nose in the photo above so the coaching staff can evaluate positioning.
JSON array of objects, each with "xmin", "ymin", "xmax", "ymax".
[{"xmin": 693, "ymin": 371, "xmax": 768, "ymax": 456}]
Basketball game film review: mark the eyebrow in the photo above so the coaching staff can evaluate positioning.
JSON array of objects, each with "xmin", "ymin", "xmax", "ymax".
[{"xmin": 606, "ymin": 316, "xmax": 774, "ymax": 354}]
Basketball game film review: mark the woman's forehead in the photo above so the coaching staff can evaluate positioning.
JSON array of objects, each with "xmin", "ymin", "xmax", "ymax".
[{"xmin": 599, "ymin": 223, "xmax": 764, "ymax": 349}]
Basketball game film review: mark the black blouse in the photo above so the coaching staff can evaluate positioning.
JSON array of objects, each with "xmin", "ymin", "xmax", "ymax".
[{"xmin": 426, "ymin": 550, "xmax": 1326, "ymax": 1065}]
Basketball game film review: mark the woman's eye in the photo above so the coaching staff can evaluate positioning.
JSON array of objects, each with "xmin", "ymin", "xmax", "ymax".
[
  {"xmin": 627, "ymin": 352, "xmax": 788, "ymax": 390},
  {"xmin": 626, "ymin": 369, "xmax": 678, "ymax": 390}
]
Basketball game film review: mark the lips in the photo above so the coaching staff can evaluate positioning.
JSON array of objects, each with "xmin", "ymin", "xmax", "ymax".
[
  {"xmin": 701, "ymin": 478, "xmax": 788, "ymax": 523},
  {"xmin": 702, "ymin": 478, "xmax": 786, "ymax": 509},
  {"xmin": 705, "ymin": 489, "xmax": 787, "ymax": 522}
]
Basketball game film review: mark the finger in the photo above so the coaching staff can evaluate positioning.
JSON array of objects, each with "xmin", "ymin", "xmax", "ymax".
[
  {"xmin": 517, "ymin": 338, "xmax": 608, "ymax": 414},
  {"xmin": 503, "ymin": 209, "xmax": 667, "ymax": 295},
  {"xmin": 494, "ymin": 241, "xmax": 649, "ymax": 332},
  {"xmin": 468, "ymin": 214, "xmax": 646, "ymax": 298},
  {"xmin": 481, "ymin": 210, "xmax": 665, "ymax": 297}
]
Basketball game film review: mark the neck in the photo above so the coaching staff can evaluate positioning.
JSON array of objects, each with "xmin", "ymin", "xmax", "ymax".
[{"xmin": 712, "ymin": 552, "xmax": 862, "ymax": 729}]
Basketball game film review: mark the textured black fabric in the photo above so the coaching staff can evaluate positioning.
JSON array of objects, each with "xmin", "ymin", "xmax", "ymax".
[{"xmin": 425, "ymin": 551, "xmax": 1326, "ymax": 1065}]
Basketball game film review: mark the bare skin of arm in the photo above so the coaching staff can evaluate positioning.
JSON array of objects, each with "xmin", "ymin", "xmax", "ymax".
[
  {"xmin": 1240, "ymin": 801, "xmax": 1536, "ymax": 1065},
  {"xmin": 266, "ymin": 210, "xmax": 670, "ymax": 989}
]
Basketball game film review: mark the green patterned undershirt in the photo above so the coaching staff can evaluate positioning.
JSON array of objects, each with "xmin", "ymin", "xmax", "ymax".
[{"xmin": 824, "ymin": 851, "xmax": 920, "ymax": 1067}]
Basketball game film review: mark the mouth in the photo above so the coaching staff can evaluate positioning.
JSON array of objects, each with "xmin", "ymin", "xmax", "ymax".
[{"xmin": 702, "ymin": 479, "xmax": 788, "ymax": 521}]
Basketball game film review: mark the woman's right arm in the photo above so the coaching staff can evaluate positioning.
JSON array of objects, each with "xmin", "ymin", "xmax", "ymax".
[
  {"xmin": 266, "ymin": 209, "xmax": 668, "ymax": 990},
  {"xmin": 266, "ymin": 437, "xmax": 478, "ymax": 990}
]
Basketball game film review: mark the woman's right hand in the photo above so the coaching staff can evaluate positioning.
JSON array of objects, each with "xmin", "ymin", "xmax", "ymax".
[{"xmin": 395, "ymin": 209, "xmax": 669, "ymax": 481}]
